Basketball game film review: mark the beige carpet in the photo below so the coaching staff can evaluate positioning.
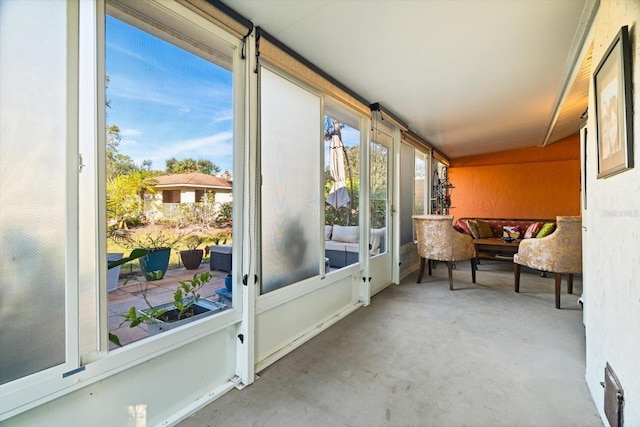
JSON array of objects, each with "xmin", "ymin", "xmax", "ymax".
[{"xmin": 180, "ymin": 260, "xmax": 602, "ymax": 427}]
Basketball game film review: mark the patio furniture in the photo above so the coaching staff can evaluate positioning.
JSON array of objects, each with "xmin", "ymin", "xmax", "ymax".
[
  {"xmin": 513, "ymin": 216, "xmax": 582, "ymax": 309},
  {"xmin": 215, "ymin": 287, "xmax": 232, "ymax": 305},
  {"xmin": 413, "ymin": 214, "xmax": 477, "ymax": 290},
  {"xmin": 473, "ymin": 238, "xmax": 521, "ymax": 261},
  {"xmin": 209, "ymin": 244, "xmax": 232, "ymax": 272}
]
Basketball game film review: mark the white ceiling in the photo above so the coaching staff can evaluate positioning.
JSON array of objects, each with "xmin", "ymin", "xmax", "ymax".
[{"xmin": 223, "ymin": 0, "xmax": 596, "ymax": 159}]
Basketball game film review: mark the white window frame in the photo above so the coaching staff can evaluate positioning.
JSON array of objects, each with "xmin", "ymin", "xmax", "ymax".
[
  {"xmin": 98, "ymin": 0, "xmax": 246, "ymax": 353},
  {"xmin": 255, "ymin": 64, "xmax": 369, "ymax": 312},
  {"xmin": 0, "ymin": 0, "xmax": 81, "ymax": 420},
  {"xmin": 1, "ymin": 0, "xmax": 248, "ymax": 419}
]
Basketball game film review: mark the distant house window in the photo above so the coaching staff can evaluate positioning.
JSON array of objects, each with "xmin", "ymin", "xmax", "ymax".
[
  {"xmin": 195, "ymin": 189, "xmax": 205, "ymax": 202},
  {"xmin": 163, "ymin": 190, "xmax": 180, "ymax": 203}
]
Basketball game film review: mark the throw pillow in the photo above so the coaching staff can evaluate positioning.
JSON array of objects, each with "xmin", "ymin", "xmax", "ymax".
[
  {"xmin": 502, "ymin": 225, "xmax": 520, "ymax": 239},
  {"xmin": 324, "ymin": 225, "xmax": 333, "ymax": 241},
  {"xmin": 466, "ymin": 220, "xmax": 480, "ymax": 239},
  {"xmin": 457, "ymin": 219, "xmax": 473, "ymax": 235},
  {"xmin": 536, "ymin": 222, "xmax": 556, "ymax": 238},
  {"xmin": 370, "ymin": 227, "xmax": 386, "ymax": 253},
  {"xmin": 332, "ymin": 225, "xmax": 359, "ymax": 243},
  {"xmin": 523, "ymin": 222, "xmax": 542, "ymax": 239},
  {"xmin": 476, "ymin": 220, "xmax": 494, "ymax": 238}
]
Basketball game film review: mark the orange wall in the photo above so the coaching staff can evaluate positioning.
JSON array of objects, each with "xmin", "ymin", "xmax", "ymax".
[{"xmin": 449, "ymin": 134, "xmax": 581, "ymax": 220}]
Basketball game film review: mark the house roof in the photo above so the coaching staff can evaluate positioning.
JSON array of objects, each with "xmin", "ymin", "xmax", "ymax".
[{"xmin": 153, "ymin": 172, "xmax": 232, "ymax": 190}]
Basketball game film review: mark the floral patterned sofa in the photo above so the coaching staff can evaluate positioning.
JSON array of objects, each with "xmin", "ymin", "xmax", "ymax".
[{"xmin": 454, "ymin": 218, "xmax": 557, "ymax": 241}]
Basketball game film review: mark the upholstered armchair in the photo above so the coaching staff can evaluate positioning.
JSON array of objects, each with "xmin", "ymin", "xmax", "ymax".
[
  {"xmin": 413, "ymin": 215, "xmax": 477, "ymax": 290},
  {"xmin": 514, "ymin": 216, "xmax": 582, "ymax": 309}
]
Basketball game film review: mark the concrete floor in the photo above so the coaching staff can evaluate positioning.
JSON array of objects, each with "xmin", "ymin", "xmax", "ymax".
[{"xmin": 179, "ymin": 261, "xmax": 603, "ymax": 427}]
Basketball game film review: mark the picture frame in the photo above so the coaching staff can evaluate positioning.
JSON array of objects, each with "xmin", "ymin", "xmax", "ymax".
[
  {"xmin": 581, "ymin": 125, "xmax": 587, "ymax": 210},
  {"xmin": 594, "ymin": 25, "xmax": 634, "ymax": 179}
]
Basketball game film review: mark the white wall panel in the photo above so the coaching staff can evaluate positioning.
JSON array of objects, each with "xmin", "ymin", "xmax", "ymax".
[
  {"xmin": 255, "ymin": 276, "xmax": 360, "ymax": 371},
  {"xmin": 584, "ymin": 2, "xmax": 640, "ymax": 425},
  {"xmin": 3, "ymin": 327, "xmax": 237, "ymax": 426}
]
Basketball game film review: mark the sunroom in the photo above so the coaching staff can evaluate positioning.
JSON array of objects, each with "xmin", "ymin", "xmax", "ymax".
[{"xmin": 1, "ymin": 0, "xmax": 639, "ymax": 426}]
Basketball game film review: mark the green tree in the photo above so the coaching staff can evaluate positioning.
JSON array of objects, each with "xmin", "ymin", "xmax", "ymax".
[
  {"xmin": 370, "ymin": 142, "xmax": 388, "ymax": 200},
  {"xmin": 216, "ymin": 201, "xmax": 233, "ymax": 224},
  {"xmin": 106, "ymin": 124, "xmax": 150, "ymax": 179},
  {"xmin": 107, "ymin": 171, "xmax": 158, "ymax": 229},
  {"xmin": 165, "ymin": 157, "xmax": 220, "ymax": 175}
]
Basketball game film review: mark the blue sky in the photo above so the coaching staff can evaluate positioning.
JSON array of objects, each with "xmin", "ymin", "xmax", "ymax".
[
  {"xmin": 106, "ymin": 16, "xmax": 234, "ymax": 173},
  {"xmin": 107, "ymin": 16, "xmax": 360, "ymax": 175}
]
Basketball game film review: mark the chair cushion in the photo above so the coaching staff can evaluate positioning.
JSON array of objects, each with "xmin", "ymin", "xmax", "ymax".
[
  {"xmin": 523, "ymin": 222, "xmax": 542, "ymax": 238},
  {"xmin": 475, "ymin": 219, "xmax": 494, "ymax": 238},
  {"xmin": 536, "ymin": 222, "xmax": 556, "ymax": 238},
  {"xmin": 325, "ymin": 240, "xmax": 347, "ymax": 251},
  {"xmin": 370, "ymin": 227, "xmax": 386, "ymax": 253},
  {"xmin": 324, "ymin": 225, "xmax": 333, "ymax": 241},
  {"xmin": 456, "ymin": 219, "xmax": 473, "ymax": 235},
  {"xmin": 503, "ymin": 225, "xmax": 520, "ymax": 239},
  {"xmin": 466, "ymin": 220, "xmax": 479, "ymax": 238},
  {"xmin": 332, "ymin": 225, "xmax": 359, "ymax": 243}
]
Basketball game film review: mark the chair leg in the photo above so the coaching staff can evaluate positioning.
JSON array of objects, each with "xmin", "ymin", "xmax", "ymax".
[
  {"xmin": 514, "ymin": 263, "xmax": 521, "ymax": 293},
  {"xmin": 428, "ymin": 259, "xmax": 432, "ymax": 276},
  {"xmin": 567, "ymin": 274, "xmax": 573, "ymax": 294},
  {"xmin": 470, "ymin": 258, "xmax": 477, "ymax": 283},
  {"xmin": 555, "ymin": 273, "xmax": 562, "ymax": 309},
  {"xmin": 417, "ymin": 257, "xmax": 425, "ymax": 283},
  {"xmin": 447, "ymin": 260, "xmax": 454, "ymax": 290}
]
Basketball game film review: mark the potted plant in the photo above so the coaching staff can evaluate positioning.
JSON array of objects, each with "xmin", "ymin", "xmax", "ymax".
[
  {"xmin": 209, "ymin": 229, "xmax": 231, "ymax": 246},
  {"xmin": 109, "ymin": 230, "xmax": 184, "ymax": 281},
  {"xmin": 107, "ymin": 249, "xmax": 149, "ymax": 294},
  {"xmin": 107, "ymin": 248, "xmax": 148, "ymax": 346},
  {"xmin": 109, "ymin": 271, "xmax": 225, "ymax": 346},
  {"xmin": 107, "ymin": 252, "xmax": 124, "ymax": 292},
  {"xmin": 179, "ymin": 234, "xmax": 208, "ymax": 270}
]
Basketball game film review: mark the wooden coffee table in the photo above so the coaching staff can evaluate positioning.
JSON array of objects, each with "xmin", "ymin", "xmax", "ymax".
[{"xmin": 473, "ymin": 238, "xmax": 521, "ymax": 261}]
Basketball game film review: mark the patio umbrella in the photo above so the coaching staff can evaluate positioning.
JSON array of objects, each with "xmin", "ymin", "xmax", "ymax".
[{"xmin": 327, "ymin": 134, "xmax": 350, "ymax": 209}]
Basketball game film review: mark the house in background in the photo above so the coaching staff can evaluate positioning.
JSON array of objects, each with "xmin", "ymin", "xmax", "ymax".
[
  {"xmin": 153, "ymin": 172, "xmax": 232, "ymax": 206},
  {"xmin": 146, "ymin": 172, "xmax": 233, "ymax": 223}
]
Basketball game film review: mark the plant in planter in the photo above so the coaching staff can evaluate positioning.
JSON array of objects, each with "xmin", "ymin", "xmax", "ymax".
[
  {"xmin": 107, "ymin": 252, "xmax": 124, "ymax": 292},
  {"xmin": 109, "ymin": 229, "xmax": 184, "ymax": 281},
  {"xmin": 109, "ymin": 271, "xmax": 225, "ymax": 346},
  {"xmin": 209, "ymin": 229, "xmax": 231, "ymax": 246},
  {"xmin": 107, "ymin": 248, "xmax": 149, "ymax": 346},
  {"xmin": 179, "ymin": 234, "xmax": 208, "ymax": 270}
]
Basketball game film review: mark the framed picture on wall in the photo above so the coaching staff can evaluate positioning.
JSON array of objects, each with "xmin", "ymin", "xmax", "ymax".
[
  {"xmin": 581, "ymin": 125, "xmax": 587, "ymax": 210},
  {"xmin": 594, "ymin": 25, "xmax": 634, "ymax": 179}
]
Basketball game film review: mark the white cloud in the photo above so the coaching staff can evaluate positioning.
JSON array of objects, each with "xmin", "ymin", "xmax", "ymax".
[
  {"xmin": 108, "ymin": 74, "xmax": 189, "ymax": 110},
  {"xmin": 106, "ymin": 42, "xmax": 170, "ymax": 74},
  {"xmin": 121, "ymin": 128, "xmax": 142, "ymax": 136},
  {"xmin": 135, "ymin": 131, "xmax": 234, "ymax": 171},
  {"xmin": 119, "ymin": 139, "xmax": 138, "ymax": 149},
  {"xmin": 214, "ymin": 109, "xmax": 233, "ymax": 123}
]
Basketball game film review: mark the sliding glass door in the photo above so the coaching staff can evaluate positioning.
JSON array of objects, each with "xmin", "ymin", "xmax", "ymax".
[{"xmin": 369, "ymin": 125, "xmax": 394, "ymax": 295}]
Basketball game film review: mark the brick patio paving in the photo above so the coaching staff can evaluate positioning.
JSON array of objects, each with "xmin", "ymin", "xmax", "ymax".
[{"xmin": 108, "ymin": 263, "xmax": 229, "ymax": 349}]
